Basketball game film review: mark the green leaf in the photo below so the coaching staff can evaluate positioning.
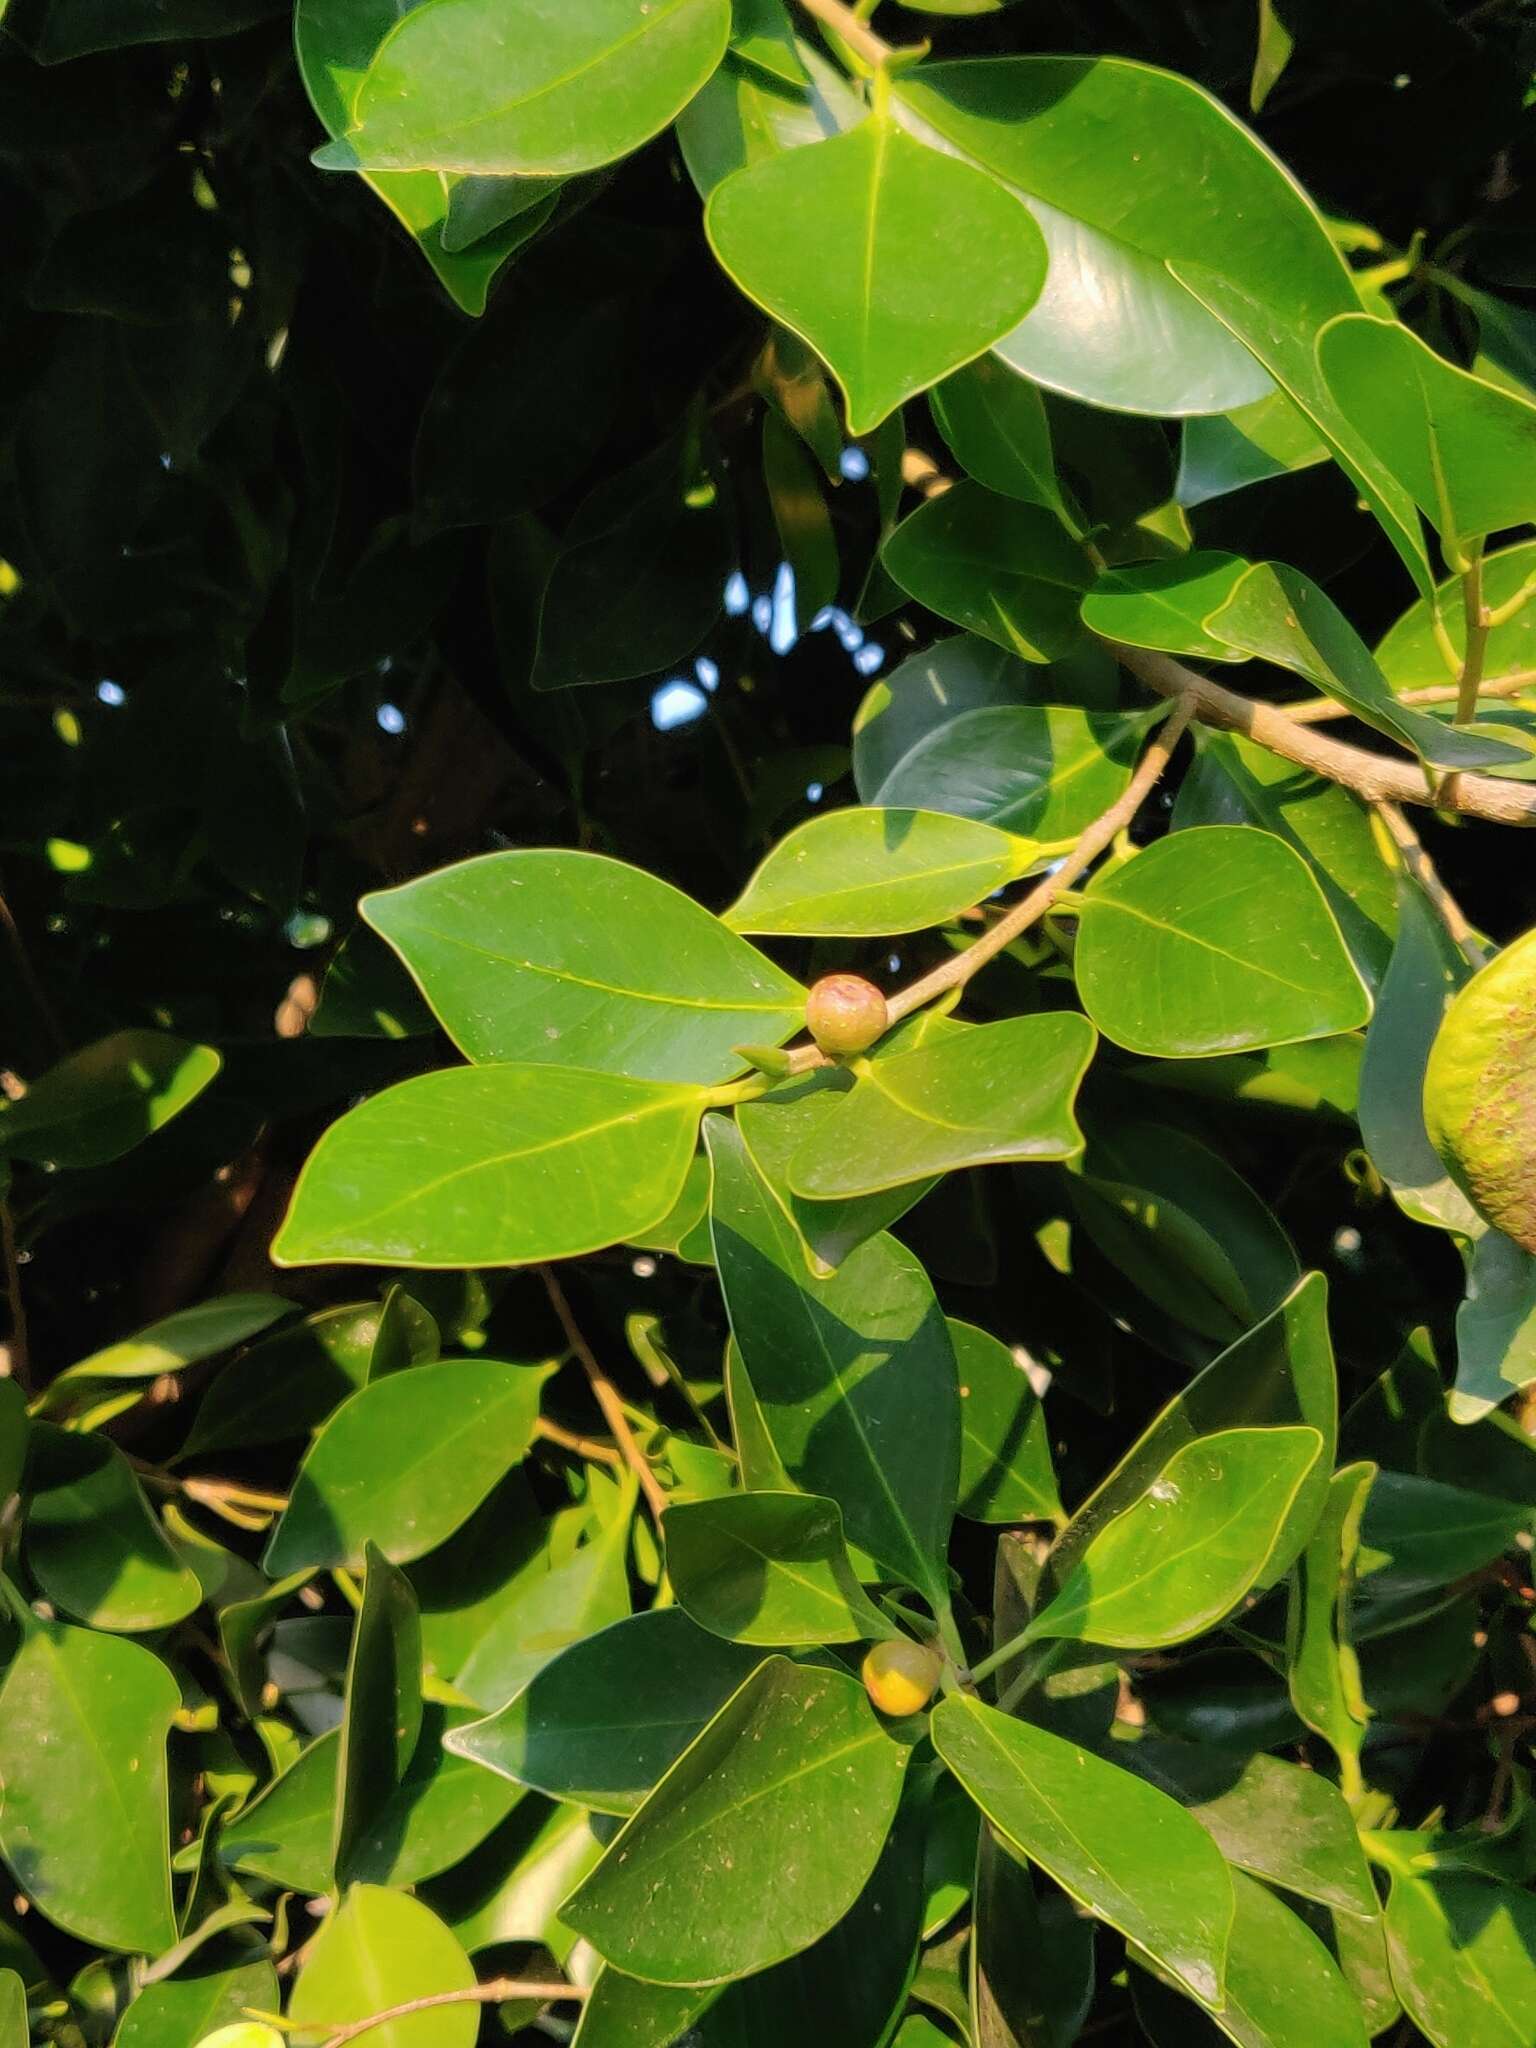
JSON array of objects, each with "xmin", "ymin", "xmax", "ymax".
[
  {"xmin": 1115, "ymin": 1740, "xmax": 1377, "ymax": 1920},
  {"xmin": 1080, "ymin": 554, "xmax": 1251, "ymax": 663},
  {"xmin": 574, "ymin": 1971, "xmax": 719, "ymax": 2048},
  {"xmin": 1206, "ymin": 563, "xmax": 1528, "ymax": 773},
  {"xmin": 1454, "ymin": 1230, "xmax": 1536, "ymax": 1424},
  {"xmin": 895, "ymin": 57, "xmax": 1352, "ymax": 417},
  {"xmin": 295, "ymin": 0, "xmax": 535, "ymax": 315},
  {"xmin": 676, "ymin": 42, "xmax": 859, "ymax": 199},
  {"xmin": 1318, "ymin": 315, "xmax": 1536, "ymax": 556},
  {"xmin": 788, "ymin": 1013, "xmax": 1095, "ymax": 1198},
  {"xmin": 445, "ymin": 1608, "xmax": 763, "ymax": 1815},
  {"xmin": 763, "ymin": 408, "xmax": 838, "ymax": 627},
  {"xmin": 1075, "ymin": 825, "xmax": 1371, "ymax": 1057},
  {"xmin": 438, "ymin": 172, "xmax": 563, "ymax": 255},
  {"xmin": 263, "ymin": 1358, "xmax": 555, "ymax": 1573},
  {"xmin": 883, "ymin": 486, "xmax": 1092, "ymax": 662},
  {"xmin": 728, "ymin": 0, "xmax": 802, "ymax": 85},
  {"xmin": 1132, "ymin": 1868, "xmax": 1369, "ymax": 2048},
  {"xmin": 42, "ymin": 1292, "xmax": 291, "ymax": 1413},
  {"xmin": 1358, "ymin": 1471, "xmax": 1531, "ymax": 1602},
  {"xmin": 1358, "ymin": 880, "xmax": 1481, "ymax": 1234},
  {"xmin": 929, "ymin": 357, "xmax": 1072, "ymax": 522},
  {"xmin": 852, "ymin": 635, "xmax": 1033, "ymax": 802},
  {"xmin": 272, "ymin": 1065, "xmax": 707, "ymax": 1267},
  {"xmin": 423, "ymin": 1794, "xmax": 606, "ymax": 1954},
  {"xmin": 1287, "ymin": 1461, "xmax": 1374, "ymax": 1789},
  {"xmin": 724, "ymin": 807, "xmax": 1035, "ymax": 938},
  {"xmin": 971, "ymin": 1824, "xmax": 1096, "ymax": 2048},
  {"xmin": 664, "ymin": 1491, "xmax": 888, "ymax": 1645},
  {"xmin": 530, "ymin": 427, "xmax": 732, "ymax": 691},
  {"xmin": 0, "ymin": 1380, "xmax": 25, "ymax": 1505},
  {"xmin": 1025, "ymin": 1426, "xmax": 1321, "ymax": 1649},
  {"xmin": 182, "ymin": 1301, "xmax": 386, "ymax": 1458},
  {"xmin": 0, "ymin": 1613, "xmax": 178, "ymax": 1953},
  {"xmin": 868, "ymin": 703, "xmax": 1149, "ymax": 842},
  {"xmin": 331, "ymin": 0, "xmax": 731, "ymax": 176},
  {"xmin": 951, "ymin": 1318, "xmax": 1062, "ymax": 1526},
  {"xmin": 931, "ymin": 1695, "xmax": 1233, "ymax": 2007},
  {"xmin": 1375, "ymin": 538, "xmax": 1536, "ymax": 690},
  {"xmin": 334, "ymin": 1545, "xmax": 423, "ymax": 1886},
  {"xmin": 1385, "ymin": 1871, "xmax": 1536, "ymax": 2048},
  {"xmin": 217, "ymin": 1710, "xmax": 519, "ymax": 1891},
  {"xmin": 705, "ymin": 1115, "xmax": 959, "ymax": 1603},
  {"xmin": 632, "ymin": 1153, "xmax": 715, "ymax": 1266},
  {"xmin": 1049, "ymin": 1273, "xmax": 1337, "ymax": 1598},
  {"xmin": 115, "ymin": 1959, "xmax": 280, "ymax": 2048},
  {"xmin": 0, "ymin": 1029, "xmax": 219, "ymax": 1169},
  {"xmin": 23, "ymin": 1427, "xmax": 201, "ymax": 1633},
  {"xmin": 363, "ymin": 850, "xmax": 805, "ymax": 1082},
  {"xmin": 707, "ymin": 116, "xmax": 1047, "ymax": 435},
  {"xmin": 563, "ymin": 1656, "xmax": 909, "ymax": 1985},
  {"xmin": 289, "ymin": 1886, "xmax": 477, "ymax": 2048},
  {"xmin": 1176, "ymin": 390, "xmax": 1329, "ymax": 509}
]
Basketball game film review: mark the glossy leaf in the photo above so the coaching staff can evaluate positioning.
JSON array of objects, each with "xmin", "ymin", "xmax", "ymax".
[
  {"xmin": 1376, "ymin": 539, "xmax": 1536, "ymax": 690},
  {"xmin": 931, "ymin": 1695, "xmax": 1233, "ymax": 2007},
  {"xmin": 896, "ymin": 56, "xmax": 1353, "ymax": 418},
  {"xmin": 24, "ymin": 1427, "xmax": 201, "ymax": 1632},
  {"xmin": 789, "ymin": 1012, "xmax": 1095, "ymax": 1198},
  {"xmin": 1385, "ymin": 1871, "xmax": 1536, "ymax": 2048},
  {"xmin": 0, "ymin": 1029, "xmax": 218, "ymax": 1168},
  {"xmin": 563, "ymin": 1657, "xmax": 910, "ymax": 1984},
  {"xmin": 725, "ymin": 807, "xmax": 1034, "ymax": 937},
  {"xmin": 1080, "ymin": 553, "xmax": 1251, "ymax": 662},
  {"xmin": 272, "ymin": 1065, "xmax": 707, "ymax": 1267},
  {"xmin": 115, "ymin": 1959, "xmax": 280, "ymax": 2048},
  {"xmin": 447, "ymin": 1608, "xmax": 762, "ymax": 1815},
  {"xmin": 665, "ymin": 1491, "xmax": 887, "ymax": 1644},
  {"xmin": 1176, "ymin": 390, "xmax": 1329, "ymax": 508},
  {"xmin": 930, "ymin": 356, "xmax": 1072, "ymax": 520},
  {"xmin": 289, "ymin": 1886, "xmax": 477, "ymax": 2048},
  {"xmin": 852, "ymin": 635, "xmax": 1034, "ymax": 802},
  {"xmin": 574, "ymin": 1971, "xmax": 720, "ymax": 2048},
  {"xmin": 869, "ymin": 703, "xmax": 1148, "ymax": 843},
  {"xmin": 183, "ymin": 1300, "xmax": 387, "ymax": 1457},
  {"xmin": 1319, "ymin": 315, "xmax": 1536, "ymax": 555},
  {"xmin": 676, "ymin": 41, "xmax": 858, "ymax": 198},
  {"xmin": 883, "ymin": 486, "xmax": 1092, "ymax": 662},
  {"xmin": 706, "ymin": 1115, "xmax": 960, "ymax": 1603},
  {"xmin": 44, "ymin": 1293, "xmax": 291, "ymax": 1409},
  {"xmin": 951, "ymin": 1319, "xmax": 1062, "ymax": 1526},
  {"xmin": 1077, "ymin": 825, "xmax": 1370, "ymax": 1057},
  {"xmin": 971, "ymin": 1826, "xmax": 1095, "ymax": 2048},
  {"xmin": 1454, "ymin": 1230, "xmax": 1536, "ymax": 1424},
  {"xmin": 1287, "ymin": 1461, "xmax": 1374, "ymax": 1788},
  {"xmin": 1026, "ymin": 1426, "xmax": 1322, "ymax": 1649},
  {"xmin": 707, "ymin": 116, "xmax": 1047, "ymax": 435},
  {"xmin": 363, "ymin": 850, "xmax": 805, "ymax": 1081},
  {"xmin": 1207, "ymin": 563, "xmax": 1529, "ymax": 773},
  {"xmin": 1358, "ymin": 1471, "xmax": 1531, "ymax": 1598},
  {"xmin": 331, "ymin": 0, "xmax": 731, "ymax": 176},
  {"xmin": 264, "ymin": 1357, "xmax": 554, "ymax": 1573},
  {"xmin": 0, "ymin": 1614, "xmax": 178, "ymax": 1953},
  {"xmin": 333, "ymin": 1545, "xmax": 422, "ymax": 1886}
]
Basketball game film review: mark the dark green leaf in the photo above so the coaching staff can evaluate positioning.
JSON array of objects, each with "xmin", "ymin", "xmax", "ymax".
[
  {"xmin": 665, "ymin": 1491, "xmax": 888, "ymax": 1644},
  {"xmin": 930, "ymin": 357, "xmax": 1071, "ymax": 521},
  {"xmin": 1286, "ymin": 1461, "xmax": 1373, "ymax": 1790},
  {"xmin": 23, "ymin": 1427, "xmax": 201, "ymax": 1633},
  {"xmin": 951, "ymin": 1318, "xmax": 1062, "ymax": 1526},
  {"xmin": 1080, "ymin": 554, "xmax": 1251, "ymax": 663},
  {"xmin": 0, "ymin": 1030, "xmax": 219, "ymax": 1169},
  {"xmin": 1384, "ymin": 1871, "xmax": 1536, "ymax": 2048},
  {"xmin": 114, "ymin": 1959, "xmax": 280, "ymax": 2048},
  {"xmin": 883, "ymin": 486, "xmax": 1092, "ymax": 662},
  {"xmin": 333, "ymin": 1544, "xmax": 423, "ymax": 1886}
]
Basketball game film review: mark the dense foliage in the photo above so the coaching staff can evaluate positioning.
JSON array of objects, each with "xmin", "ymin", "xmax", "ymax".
[{"xmin": 4, "ymin": 0, "xmax": 1536, "ymax": 2043}]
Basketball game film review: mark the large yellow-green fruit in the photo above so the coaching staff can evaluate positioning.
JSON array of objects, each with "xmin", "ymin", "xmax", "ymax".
[
  {"xmin": 1423, "ymin": 926, "xmax": 1536, "ymax": 1252},
  {"xmin": 861, "ymin": 1637, "xmax": 944, "ymax": 1717},
  {"xmin": 193, "ymin": 2028, "xmax": 285, "ymax": 2048}
]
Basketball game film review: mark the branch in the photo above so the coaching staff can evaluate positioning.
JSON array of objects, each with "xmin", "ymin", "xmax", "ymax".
[
  {"xmin": 540, "ymin": 1265, "xmax": 669, "ymax": 1527},
  {"xmin": 313, "ymin": 1978, "xmax": 585, "ymax": 2048},
  {"xmin": 1458, "ymin": 555, "xmax": 1491, "ymax": 725},
  {"xmin": 1113, "ymin": 643, "xmax": 1536, "ymax": 827},
  {"xmin": 795, "ymin": 0, "xmax": 894, "ymax": 66},
  {"xmin": 1284, "ymin": 666, "xmax": 1536, "ymax": 724},
  {"xmin": 1375, "ymin": 801, "xmax": 1492, "ymax": 970},
  {"xmin": 884, "ymin": 698, "xmax": 1196, "ymax": 1024}
]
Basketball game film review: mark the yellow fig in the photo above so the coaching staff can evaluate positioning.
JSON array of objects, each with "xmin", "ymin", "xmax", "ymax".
[
  {"xmin": 1423, "ymin": 925, "xmax": 1536, "ymax": 1252},
  {"xmin": 806, "ymin": 973, "xmax": 888, "ymax": 1056},
  {"xmin": 861, "ymin": 1637, "xmax": 944, "ymax": 1717},
  {"xmin": 193, "ymin": 2027, "xmax": 286, "ymax": 2048}
]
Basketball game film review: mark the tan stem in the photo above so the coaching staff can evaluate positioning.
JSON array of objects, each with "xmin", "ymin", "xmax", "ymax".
[
  {"xmin": 794, "ymin": 0, "xmax": 894, "ymax": 65},
  {"xmin": 1374, "ymin": 801, "xmax": 1492, "ymax": 970},
  {"xmin": 540, "ymin": 1265, "xmax": 669, "ymax": 1526},
  {"xmin": 1113, "ymin": 642, "xmax": 1536, "ymax": 826},
  {"xmin": 1284, "ymin": 666, "xmax": 1536, "ymax": 724},
  {"xmin": 884, "ymin": 698, "xmax": 1196, "ymax": 1024},
  {"xmin": 314, "ymin": 1979, "xmax": 585, "ymax": 2048},
  {"xmin": 535, "ymin": 1414, "xmax": 625, "ymax": 1470}
]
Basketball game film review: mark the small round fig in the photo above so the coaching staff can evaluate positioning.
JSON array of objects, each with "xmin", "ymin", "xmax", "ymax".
[
  {"xmin": 862, "ymin": 1637, "xmax": 944, "ymax": 1718},
  {"xmin": 1424, "ymin": 924, "xmax": 1536, "ymax": 1252},
  {"xmin": 806, "ymin": 973, "xmax": 888, "ymax": 1056}
]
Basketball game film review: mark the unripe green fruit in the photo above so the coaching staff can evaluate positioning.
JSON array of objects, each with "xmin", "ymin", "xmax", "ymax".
[
  {"xmin": 1424, "ymin": 925, "xmax": 1536, "ymax": 1252},
  {"xmin": 806, "ymin": 973, "xmax": 888, "ymax": 1056},
  {"xmin": 862, "ymin": 1637, "xmax": 944, "ymax": 1717}
]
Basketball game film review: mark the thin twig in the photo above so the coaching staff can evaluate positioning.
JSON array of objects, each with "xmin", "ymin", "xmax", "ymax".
[
  {"xmin": 883, "ymin": 699, "xmax": 1196, "ymax": 1024},
  {"xmin": 0, "ymin": 1198, "xmax": 30, "ymax": 1395},
  {"xmin": 1457, "ymin": 555, "xmax": 1491, "ymax": 724},
  {"xmin": 795, "ymin": 0, "xmax": 894, "ymax": 66},
  {"xmin": 312, "ymin": 1978, "xmax": 586, "ymax": 2048},
  {"xmin": 535, "ymin": 1414, "xmax": 625, "ymax": 1470},
  {"xmin": 1375, "ymin": 801, "xmax": 1492, "ymax": 970},
  {"xmin": 1113, "ymin": 643, "xmax": 1536, "ymax": 826},
  {"xmin": 1284, "ymin": 667, "xmax": 1536, "ymax": 724},
  {"xmin": 540, "ymin": 1265, "xmax": 669, "ymax": 1527},
  {"xmin": 0, "ymin": 873, "xmax": 64, "ymax": 1057}
]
